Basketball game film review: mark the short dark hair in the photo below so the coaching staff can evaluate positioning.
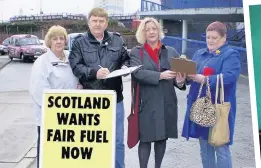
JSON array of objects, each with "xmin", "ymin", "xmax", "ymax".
[{"xmin": 206, "ymin": 21, "xmax": 227, "ymax": 37}]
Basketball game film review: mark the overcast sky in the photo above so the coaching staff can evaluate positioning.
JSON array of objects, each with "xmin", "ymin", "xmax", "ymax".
[{"xmin": 0, "ymin": 0, "xmax": 161, "ymax": 21}]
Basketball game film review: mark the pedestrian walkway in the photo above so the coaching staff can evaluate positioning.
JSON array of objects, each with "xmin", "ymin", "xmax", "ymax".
[
  {"xmin": 0, "ymin": 91, "xmax": 37, "ymax": 168},
  {"xmin": 0, "ymin": 76, "xmax": 256, "ymax": 168},
  {"xmin": 0, "ymin": 55, "xmax": 11, "ymax": 70}
]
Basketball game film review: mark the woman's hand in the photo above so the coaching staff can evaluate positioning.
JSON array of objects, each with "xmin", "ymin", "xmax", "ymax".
[
  {"xmin": 176, "ymin": 72, "xmax": 186, "ymax": 84},
  {"xmin": 187, "ymin": 74, "xmax": 205, "ymax": 83},
  {"xmin": 77, "ymin": 84, "xmax": 83, "ymax": 89},
  {"xmin": 160, "ymin": 70, "xmax": 176, "ymax": 80}
]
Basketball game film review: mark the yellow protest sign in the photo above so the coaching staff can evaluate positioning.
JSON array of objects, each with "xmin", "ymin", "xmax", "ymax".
[{"xmin": 39, "ymin": 89, "xmax": 116, "ymax": 168}]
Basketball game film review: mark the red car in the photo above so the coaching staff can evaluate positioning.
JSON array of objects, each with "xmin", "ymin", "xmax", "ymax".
[{"xmin": 8, "ymin": 34, "xmax": 47, "ymax": 62}]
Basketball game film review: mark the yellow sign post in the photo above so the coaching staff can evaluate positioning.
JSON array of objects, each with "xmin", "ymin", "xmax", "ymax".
[{"xmin": 39, "ymin": 89, "xmax": 116, "ymax": 168}]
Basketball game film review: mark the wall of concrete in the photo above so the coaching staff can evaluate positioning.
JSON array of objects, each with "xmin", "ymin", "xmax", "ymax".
[{"xmin": 161, "ymin": 0, "xmax": 243, "ymax": 9}]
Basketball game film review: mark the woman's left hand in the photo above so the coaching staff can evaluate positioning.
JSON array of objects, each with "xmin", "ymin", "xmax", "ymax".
[
  {"xmin": 189, "ymin": 74, "xmax": 205, "ymax": 83},
  {"xmin": 176, "ymin": 72, "xmax": 186, "ymax": 84},
  {"xmin": 77, "ymin": 84, "xmax": 83, "ymax": 89}
]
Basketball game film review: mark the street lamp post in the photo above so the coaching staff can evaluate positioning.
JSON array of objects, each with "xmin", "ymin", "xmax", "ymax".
[
  {"xmin": 0, "ymin": 0, "xmax": 4, "ymax": 23},
  {"xmin": 40, "ymin": 0, "xmax": 44, "ymax": 39}
]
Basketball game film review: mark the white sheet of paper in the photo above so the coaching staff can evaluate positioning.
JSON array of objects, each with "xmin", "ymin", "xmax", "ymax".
[{"xmin": 105, "ymin": 65, "xmax": 142, "ymax": 79}]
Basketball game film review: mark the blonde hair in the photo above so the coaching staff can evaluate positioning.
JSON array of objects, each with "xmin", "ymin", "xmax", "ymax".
[
  {"xmin": 44, "ymin": 25, "xmax": 68, "ymax": 48},
  {"xmin": 88, "ymin": 7, "xmax": 109, "ymax": 20},
  {"xmin": 135, "ymin": 17, "xmax": 165, "ymax": 44}
]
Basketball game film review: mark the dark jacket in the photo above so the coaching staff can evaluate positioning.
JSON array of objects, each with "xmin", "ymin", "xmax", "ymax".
[
  {"xmin": 130, "ymin": 44, "xmax": 186, "ymax": 142},
  {"xmin": 69, "ymin": 30, "xmax": 130, "ymax": 103}
]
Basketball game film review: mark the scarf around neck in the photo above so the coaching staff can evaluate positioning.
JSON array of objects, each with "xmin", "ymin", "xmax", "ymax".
[{"xmin": 143, "ymin": 41, "xmax": 162, "ymax": 67}]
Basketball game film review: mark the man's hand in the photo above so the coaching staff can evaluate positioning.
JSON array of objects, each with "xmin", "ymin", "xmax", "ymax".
[
  {"xmin": 96, "ymin": 68, "xmax": 110, "ymax": 79},
  {"xmin": 160, "ymin": 70, "xmax": 176, "ymax": 80},
  {"xmin": 121, "ymin": 65, "xmax": 128, "ymax": 69}
]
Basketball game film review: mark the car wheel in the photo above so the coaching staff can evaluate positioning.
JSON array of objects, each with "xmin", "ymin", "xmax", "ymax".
[
  {"xmin": 20, "ymin": 53, "xmax": 26, "ymax": 62},
  {"xmin": 8, "ymin": 52, "xmax": 13, "ymax": 60}
]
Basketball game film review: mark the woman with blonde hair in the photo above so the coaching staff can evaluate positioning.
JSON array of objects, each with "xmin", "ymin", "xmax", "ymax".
[
  {"xmin": 29, "ymin": 25, "xmax": 80, "ymax": 168},
  {"xmin": 129, "ymin": 17, "xmax": 186, "ymax": 168}
]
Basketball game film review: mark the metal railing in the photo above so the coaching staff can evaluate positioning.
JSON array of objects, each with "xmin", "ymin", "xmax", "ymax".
[{"xmin": 9, "ymin": 13, "xmax": 86, "ymax": 22}]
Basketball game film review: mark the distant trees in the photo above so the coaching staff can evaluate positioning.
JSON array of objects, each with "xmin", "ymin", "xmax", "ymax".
[{"xmin": 0, "ymin": 19, "xmax": 135, "ymax": 36}]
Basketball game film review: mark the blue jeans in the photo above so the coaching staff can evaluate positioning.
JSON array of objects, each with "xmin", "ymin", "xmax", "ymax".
[
  {"xmin": 36, "ymin": 101, "xmax": 125, "ymax": 168},
  {"xmin": 115, "ymin": 101, "xmax": 125, "ymax": 168},
  {"xmin": 37, "ymin": 126, "xmax": 40, "ymax": 168},
  {"xmin": 199, "ymin": 138, "xmax": 232, "ymax": 168}
]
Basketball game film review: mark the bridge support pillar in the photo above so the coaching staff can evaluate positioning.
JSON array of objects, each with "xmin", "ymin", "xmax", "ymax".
[
  {"xmin": 182, "ymin": 20, "xmax": 188, "ymax": 54},
  {"xmin": 159, "ymin": 19, "xmax": 163, "ymax": 28}
]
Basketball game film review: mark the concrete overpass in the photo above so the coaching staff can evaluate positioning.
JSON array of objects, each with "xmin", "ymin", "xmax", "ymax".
[
  {"xmin": 137, "ymin": 7, "xmax": 244, "ymax": 22},
  {"xmin": 137, "ymin": 0, "xmax": 244, "ymax": 53}
]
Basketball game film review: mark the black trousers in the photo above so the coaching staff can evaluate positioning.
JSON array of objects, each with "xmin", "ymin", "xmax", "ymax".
[{"xmin": 138, "ymin": 140, "xmax": 167, "ymax": 168}]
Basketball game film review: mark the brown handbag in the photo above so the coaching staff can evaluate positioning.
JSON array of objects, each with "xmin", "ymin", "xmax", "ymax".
[
  {"xmin": 208, "ymin": 74, "xmax": 231, "ymax": 146},
  {"xmin": 190, "ymin": 77, "xmax": 217, "ymax": 127}
]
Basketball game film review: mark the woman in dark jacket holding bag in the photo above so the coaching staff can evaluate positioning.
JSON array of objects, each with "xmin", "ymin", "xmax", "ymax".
[
  {"xmin": 181, "ymin": 21, "xmax": 241, "ymax": 168},
  {"xmin": 129, "ymin": 17, "xmax": 186, "ymax": 168}
]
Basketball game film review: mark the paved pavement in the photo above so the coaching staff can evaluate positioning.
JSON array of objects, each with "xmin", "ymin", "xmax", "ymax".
[
  {"xmin": 0, "ymin": 55, "xmax": 11, "ymax": 70},
  {"xmin": 0, "ymin": 59, "xmax": 37, "ymax": 168},
  {"xmin": 0, "ymin": 59, "xmax": 257, "ymax": 168}
]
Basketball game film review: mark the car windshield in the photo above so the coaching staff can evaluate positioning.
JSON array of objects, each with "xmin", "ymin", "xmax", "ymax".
[
  {"xmin": 19, "ymin": 37, "xmax": 40, "ymax": 45},
  {"xmin": 2, "ymin": 39, "xmax": 9, "ymax": 45}
]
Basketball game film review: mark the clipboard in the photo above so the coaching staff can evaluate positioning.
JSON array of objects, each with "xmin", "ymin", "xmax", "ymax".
[
  {"xmin": 105, "ymin": 65, "xmax": 143, "ymax": 79},
  {"xmin": 170, "ymin": 57, "xmax": 197, "ymax": 74}
]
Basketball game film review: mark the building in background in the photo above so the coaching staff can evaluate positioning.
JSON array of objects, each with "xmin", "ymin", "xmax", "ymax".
[
  {"xmin": 150, "ymin": 0, "xmax": 161, "ymax": 5},
  {"xmin": 160, "ymin": 0, "xmax": 242, "ymax": 9},
  {"xmin": 94, "ymin": 0, "xmax": 124, "ymax": 15}
]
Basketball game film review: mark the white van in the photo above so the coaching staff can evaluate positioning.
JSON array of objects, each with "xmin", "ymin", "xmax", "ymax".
[{"xmin": 67, "ymin": 33, "xmax": 85, "ymax": 52}]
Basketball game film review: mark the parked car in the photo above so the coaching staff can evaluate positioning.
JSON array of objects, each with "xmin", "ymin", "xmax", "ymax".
[
  {"xmin": 39, "ymin": 39, "xmax": 44, "ymax": 45},
  {"xmin": 39, "ymin": 39, "xmax": 48, "ymax": 49},
  {"xmin": 0, "ymin": 44, "xmax": 8, "ymax": 55},
  {"xmin": 67, "ymin": 32, "xmax": 85, "ymax": 52},
  {"xmin": 0, "ymin": 37, "xmax": 10, "ymax": 55},
  {"xmin": 8, "ymin": 34, "xmax": 47, "ymax": 62},
  {"xmin": 2, "ymin": 37, "xmax": 10, "ymax": 46},
  {"xmin": 39, "ymin": 39, "xmax": 45, "ymax": 46}
]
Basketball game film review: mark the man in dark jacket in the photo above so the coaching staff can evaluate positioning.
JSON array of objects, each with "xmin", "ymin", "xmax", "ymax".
[{"xmin": 69, "ymin": 7, "xmax": 129, "ymax": 168}]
